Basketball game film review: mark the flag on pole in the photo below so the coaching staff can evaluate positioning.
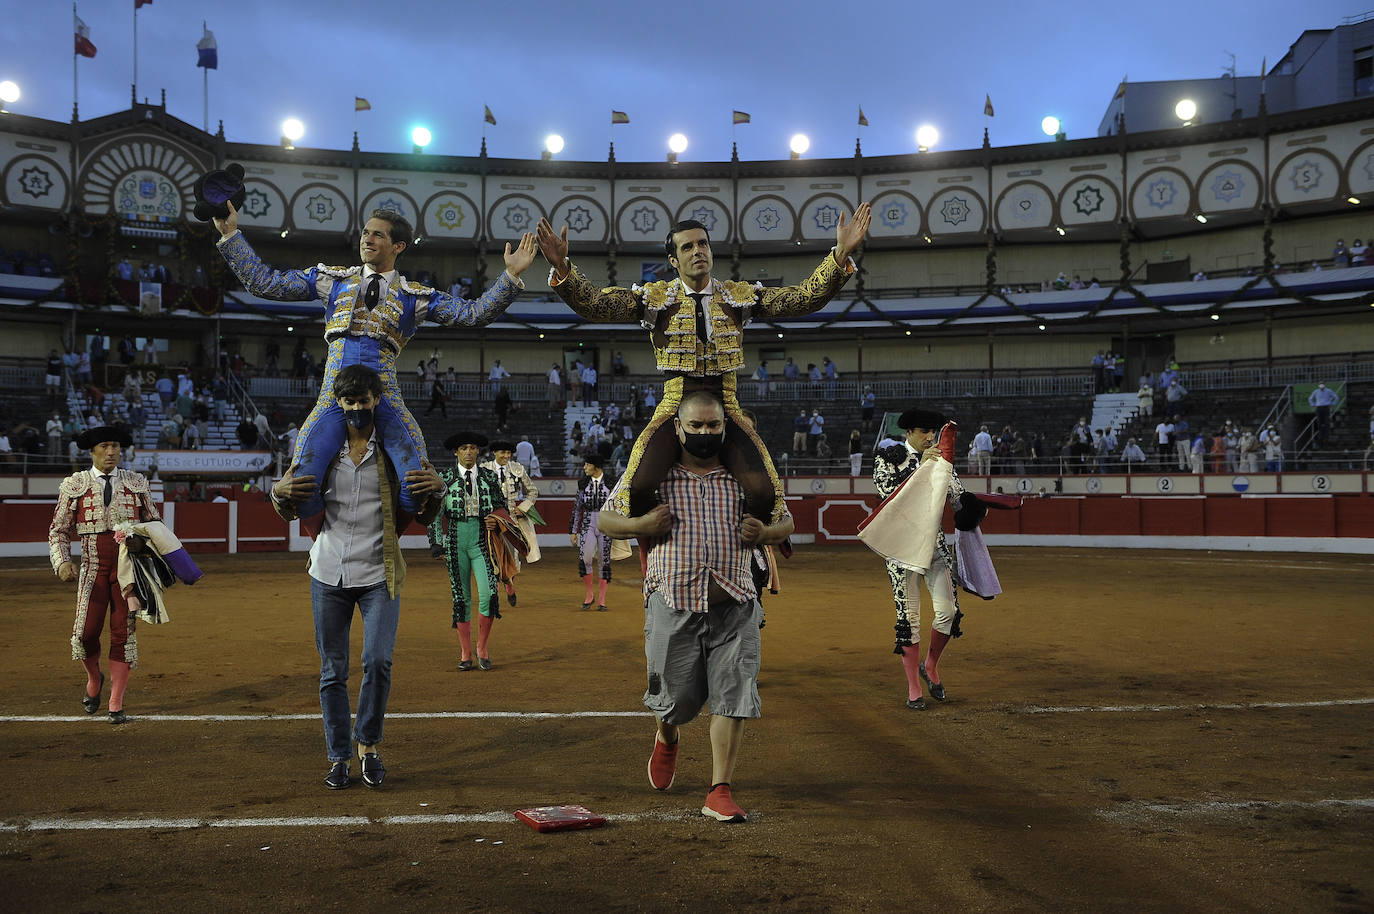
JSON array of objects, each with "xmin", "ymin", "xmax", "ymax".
[
  {"xmin": 611, "ymin": 110, "xmax": 630, "ymax": 124},
  {"xmin": 196, "ymin": 26, "xmax": 218, "ymax": 69},
  {"xmin": 355, "ymin": 97, "xmax": 371, "ymax": 111},
  {"xmin": 136, "ymin": 0, "xmax": 153, "ymax": 8},
  {"xmin": 1260, "ymin": 56, "xmax": 1267, "ymax": 95},
  {"xmin": 732, "ymin": 110, "xmax": 750, "ymax": 125},
  {"xmin": 983, "ymin": 94, "xmax": 995, "ymax": 117},
  {"xmin": 858, "ymin": 107, "xmax": 869, "ymax": 127},
  {"xmin": 1113, "ymin": 77, "xmax": 1126, "ymax": 100},
  {"xmin": 74, "ymin": 13, "xmax": 97, "ymax": 58},
  {"xmin": 483, "ymin": 105, "xmax": 497, "ymax": 125}
]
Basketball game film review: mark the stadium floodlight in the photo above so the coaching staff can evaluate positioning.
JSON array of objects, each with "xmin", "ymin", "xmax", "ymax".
[
  {"xmin": 789, "ymin": 133, "xmax": 810, "ymax": 158},
  {"xmin": 281, "ymin": 117, "xmax": 304, "ymax": 149},
  {"xmin": 667, "ymin": 132, "xmax": 688, "ymax": 164},
  {"xmin": 411, "ymin": 126, "xmax": 432, "ymax": 152},
  {"xmin": 915, "ymin": 124, "xmax": 938, "ymax": 151},
  {"xmin": 545, "ymin": 133, "xmax": 564, "ymax": 154},
  {"xmin": 1175, "ymin": 99, "xmax": 1197, "ymax": 124},
  {"xmin": 0, "ymin": 80, "xmax": 19, "ymax": 112},
  {"xmin": 1041, "ymin": 115, "xmax": 1060, "ymax": 137}
]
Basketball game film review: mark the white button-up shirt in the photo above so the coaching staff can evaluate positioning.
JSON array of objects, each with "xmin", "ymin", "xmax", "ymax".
[{"xmin": 308, "ymin": 433, "xmax": 386, "ymax": 587}]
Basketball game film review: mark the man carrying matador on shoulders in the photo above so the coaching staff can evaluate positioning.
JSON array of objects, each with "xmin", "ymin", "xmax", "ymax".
[{"xmin": 536, "ymin": 203, "xmax": 870, "ymax": 523}]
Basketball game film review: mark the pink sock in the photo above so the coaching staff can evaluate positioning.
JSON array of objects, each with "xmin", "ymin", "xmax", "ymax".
[
  {"xmin": 583, "ymin": 573, "xmax": 595, "ymax": 603},
  {"xmin": 108, "ymin": 660, "xmax": 131, "ymax": 713},
  {"xmin": 505, "ymin": 582, "xmax": 516, "ymax": 596},
  {"xmin": 477, "ymin": 614, "xmax": 493, "ymax": 658},
  {"xmin": 899, "ymin": 645, "xmax": 924, "ymax": 702},
  {"xmin": 455, "ymin": 622, "xmax": 472, "ymax": 661},
  {"xmin": 82, "ymin": 657, "xmax": 101, "ymax": 697},
  {"xmin": 925, "ymin": 630, "xmax": 951, "ymax": 684},
  {"xmin": 597, "ymin": 578, "xmax": 609, "ymax": 605}
]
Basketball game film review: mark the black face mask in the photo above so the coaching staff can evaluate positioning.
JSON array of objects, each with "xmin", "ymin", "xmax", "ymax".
[
  {"xmin": 680, "ymin": 430, "xmax": 725, "ymax": 459},
  {"xmin": 345, "ymin": 408, "xmax": 374, "ymax": 430}
]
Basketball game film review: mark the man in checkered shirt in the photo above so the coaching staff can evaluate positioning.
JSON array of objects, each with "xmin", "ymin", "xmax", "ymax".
[{"xmin": 599, "ymin": 390, "xmax": 793, "ymax": 823}]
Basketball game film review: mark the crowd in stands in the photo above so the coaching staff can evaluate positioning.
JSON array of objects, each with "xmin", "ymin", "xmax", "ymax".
[{"xmin": 0, "ymin": 247, "xmax": 59, "ymax": 277}]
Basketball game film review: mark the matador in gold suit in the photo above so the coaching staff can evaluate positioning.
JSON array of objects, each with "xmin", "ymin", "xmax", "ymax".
[{"xmin": 536, "ymin": 204, "xmax": 871, "ymax": 523}]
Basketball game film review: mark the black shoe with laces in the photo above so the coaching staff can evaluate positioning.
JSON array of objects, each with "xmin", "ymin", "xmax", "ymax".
[{"xmin": 324, "ymin": 761, "xmax": 351, "ymax": 790}]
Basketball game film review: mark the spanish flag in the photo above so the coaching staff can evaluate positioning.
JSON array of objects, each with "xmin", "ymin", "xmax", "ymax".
[
  {"xmin": 858, "ymin": 107, "xmax": 869, "ymax": 127},
  {"xmin": 983, "ymin": 94, "xmax": 994, "ymax": 117},
  {"xmin": 732, "ymin": 110, "xmax": 751, "ymax": 125},
  {"xmin": 354, "ymin": 97, "xmax": 370, "ymax": 111},
  {"xmin": 611, "ymin": 110, "xmax": 630, "ymax": 124},
  {"xmin": 484, "ymin": 105, "xmax": 497, "ymax": 126}
]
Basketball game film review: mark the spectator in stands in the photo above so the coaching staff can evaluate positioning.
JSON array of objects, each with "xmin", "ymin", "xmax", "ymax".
[
  {"xmin": 236, "ymin": 417, "xmax": 258, "ymax": 449},
  {"xmin": 253, "ymin": 410, "xmax": 272, "ymax": 451},
  {"xmin": 753, "ymin": 360, "xmax": 769, "ymax": 397},
  {"xmin": 1308, "ymin": 381, "xmax": 1338, "ymax": 444},
  {"xmin": 154, "ymin": 374, "xmax": 174, "ymax": 411},
  {"xmin": 1264, "ymin": 429, "xmax": 1284, "ymax": 473},
  {"xmin": 1239, "ymin": 427, "xmax": 1260, "ymax": 473},
  {"xmin": 808, "ymin": 409, "xmax": 825, "ymax": 454},
  {"xmin": 488, "ymin": 359, "xmax": 509, "ymax": 394},
  {"xmin": 76, "ymin": 351, "xmax": 92, "ymax": 385},
  {"xmin": 1121, "ymin": 437, "xmax": 1146, "ymax": 468},
  {"xmin": 89, "ymin": 336, "xmax": 106, "ymax": 372},
  {"xmin": 612, "ymin": 351, "xmax": 627, "ymax": 376},
  {"xmin": 1091, "ymin": 350, "xmax": 1106, "ymax": 394},
  {"xmin": 792, "ymin": 409, "xmax": 809, "ymax": 455},
  {"xmin": 1111, "ymin": 352, "xmax": 1125, "ymax": 392},
  {"xmin": 515, "ymin": 435, "xmax": 536, "ymax": 468},
  {"xmin": 117, "ymin": 258, "xmax": 134, "ymax": 281},
  {"xmin": 143, "ymin": 339, "xmax": 158, "ymax": 364},
  {"xmin": 414, "ymin": 360, "xmax": 425, "ymax": 383},
  {"xmin": 159, "ymin": 415, "xmax": 180, "ymax": 449},
  {"xmin": 425, "ymin": 356, "xmax": 439, "ymax": 386},
  {"xmin": 1154, "ymin": 416, "xmax": 1175, "ymax": 468},
  {"xmin": 121, "ymin": 370, "xmax": 140, "ymax": 404},
  {"xmin": 183, "ymin": 420, "xmax": 200, "ymax": 450},
  {"xmin": 1136, "ymin": 379, "xmax": 1154, "ymax": 417},
  {"xmin": 610, "ymin": 434, "xmax": 628, "ymax": 475},
  {"xmin": 547, "ymin": 362, "xmax": 562, "ymax": 412},
  {"xmin": 570, "ymin": 420, "xmax": 584, "ymax": 453},
  {"xmin": 494, "ymin": 387, "xmax": 513, "ymax": 432},
  {"xmin": 1189, "ymin": 430, "xmax": 1206, "ymax": 475},
  {"xmin": 1068, "ymin": 417, "xmax": 1092, "ymax": 472},
  {"xmin": 1010, "ymin": 431, "xmax": 1030, "ymax": 474},
  {"xmin": 848, "ymin": 429, "xmax": 863, "ymax": 476},
  {"xmin": 568, "ymin": 359, "xmax": 583, "ymax": 404},
  {"xmin": 642, "ymin": 385, "xmax": 656, "ymax": 411},
  {"xmin": 783, "ymin": 357, "xmax": 799, "ymax": 382},
  {"xmin": 45, "ymin": 349, "xmax": 63, "ymax": 397},
  {"xmin": 1192, "ymin": 269, "xmax": 1207, "ymax": 282},
  {"xmin": 807, "ymin": 362, "xmax": 821, "ymax": 397},
  {"xmin": 581, "ymin": 361, "xmax": 598, "ymax": 405},
  {"xmin": 587, "ymin": 414, "xmax": 605, "ymax": 449},
  {"xmin": 211, "ymin": 373, "xmax": 228, "ymax": 422},
  {"xmin": 860, "ymin": 385, "xmax": 876, "ymax": 432},
  {"xmin": 282, "ymin": 422, "xmax": 300, "ymax": 458},
  {"xmin": 1332, "ymin": 239, "xmax": 1349, "ymax": 267},
  {"xmin": 1053, "ymin": 272, "xmax": 1069, "ymax": 290},
  {"xmin": 426, "ymin": 376, "xmax": 447, "ymax": 417},
  {"xmin": 1172, "ymin": 415, "xmax": 1191, "ymax": 470},
  {"xmin": 46, "ymin": 413, "xmax": 63, "ymax": 461},
  {"xmin": 1092, "ymin": 428, "xmax": 1110, "ymax": 471},
  {"xmin": 807, "ymin": 431, "xmax": 829, "ymax": 467},
  {"xmin": 176, "ymin": 387, "xmax": 194, "ymax": 424},
  {"xmin": 1351, "ymin": 239, "xmax": 1368, "ymax": 267},
  {"xmin": 1069, "ymin": 274, "xmax": 1085, "ymax": 290},
  {"xmin": 972, "ymin": 425, "xmax": 993, "ymax": 475},
  {"xmin": 193, "ymin": 393, "xmax": 210, "ymax": 441},
  {"xmin": 1223, "ymin": 423, "xmax": 1239, "ymax": 472},
  {"xmin": 444, "ymin": 366, "xmax": 457, "ymax": 387},
  {"xmin": 822, "ymin": 357, "xmax": 838, "ymax": 399}
]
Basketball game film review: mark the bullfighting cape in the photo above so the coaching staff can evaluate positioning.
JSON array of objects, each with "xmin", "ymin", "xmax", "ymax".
[{"xmin": 857, "ymin": 451, "xmax": 953, "ymax": 575}]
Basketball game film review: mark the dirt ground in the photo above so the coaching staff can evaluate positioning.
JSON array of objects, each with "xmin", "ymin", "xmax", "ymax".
[{"xmin": 1, "ymin": 544, "xmax": 1371, "ymax": 913}]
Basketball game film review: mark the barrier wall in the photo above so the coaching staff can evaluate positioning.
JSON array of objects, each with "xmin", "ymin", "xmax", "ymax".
[{"xmin": 4, "ymin": 473, "xmax": 1372, "ymax": 558}]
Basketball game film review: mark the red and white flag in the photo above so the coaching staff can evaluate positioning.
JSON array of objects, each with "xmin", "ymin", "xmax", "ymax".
[{"xmin": 75, "ymin": 13, "xmax": 97, "ymax": 58}]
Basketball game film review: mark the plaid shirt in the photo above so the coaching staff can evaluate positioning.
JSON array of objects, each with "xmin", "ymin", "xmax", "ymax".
[{"xmin": 608, "ymin": 464, "xmax": 785, "ymax": 613}]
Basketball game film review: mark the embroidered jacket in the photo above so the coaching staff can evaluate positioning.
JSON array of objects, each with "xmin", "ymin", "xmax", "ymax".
[
  {"xmin": 49, "ymin": 469, "xmax": 160, "ymax": 572},
  {"xmin": 218, "ymin": 231, "xmax": 522, "ymax": 358},
  {"xmin": 549, "ymin": 252, "xmax": 854, "ymax": 376}
]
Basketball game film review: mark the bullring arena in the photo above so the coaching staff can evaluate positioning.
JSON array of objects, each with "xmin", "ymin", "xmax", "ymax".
[{"xmin": 3, "ymin": 18, "xmax": 1374, "ymax": 911}]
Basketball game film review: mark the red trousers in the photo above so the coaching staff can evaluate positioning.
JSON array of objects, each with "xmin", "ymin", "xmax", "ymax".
[{"xmin": 76, "ymin": 532, "xmax": 132, "ymax": 662}]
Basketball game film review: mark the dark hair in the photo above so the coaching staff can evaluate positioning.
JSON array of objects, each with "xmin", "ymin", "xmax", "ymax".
[
  {"xmin": 333, "ymin": 364, "xmax": 383, "ymax": 400},
  {"xmin": 664, "ymin": 219, "xmax": 710, "ymax": 260},
  {"xmin": 367, "ymin": 209, "xmax": 413, "ymax": 247}
]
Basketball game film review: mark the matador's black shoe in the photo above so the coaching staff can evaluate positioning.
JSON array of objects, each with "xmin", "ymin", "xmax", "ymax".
[
  {"xmin": 906, "ymin": 698, "xmax": 927, "ymax": 710},
  {"xmin": 324, "ymin": 761, "xmax": 351, "ymax": 790},
  {"xmin": 507, "ymin": 592, "xmax": 517, "ymax": 606},
  {"xmin": 108, "ymin": 709, "xmax": 129, "ymax": 725},
  {"xmin": 459, "ymin": 659, "xmax": 474, "ymax": 672},
  {"xmin": 82, "ymin": 672, "xmax": 104, "ymax": 714},
  {"xmin": 918, "ymin": 662, "xmax": 946, "ymax": 702}
]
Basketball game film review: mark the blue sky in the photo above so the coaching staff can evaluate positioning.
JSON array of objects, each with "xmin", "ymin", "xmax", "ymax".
[{"xmin": 0, "ymin": 1, "xmax": 1356, "ymax": 163}]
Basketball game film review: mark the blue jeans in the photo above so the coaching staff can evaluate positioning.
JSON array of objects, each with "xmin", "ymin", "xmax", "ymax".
[{"xmin": 310, "ymin": 578, "xmax": 400, "ymax": 762}]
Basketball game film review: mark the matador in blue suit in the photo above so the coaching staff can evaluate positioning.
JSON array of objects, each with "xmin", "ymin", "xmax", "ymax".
[{"xmin": 215, "ymin": 202, "xmax": 537, "ymax": 532}]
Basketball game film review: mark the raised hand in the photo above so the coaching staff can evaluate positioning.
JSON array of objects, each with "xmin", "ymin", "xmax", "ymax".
[
  {"xmin": 213, "ymin": 200, "xmax": 239, "ymax": 240},
  {"xmin": 536, "ymin": 218, "xmax": 570, "ymax": 275},
  {"xmin": 835, "ymin": 201, "xmax": 872, "ymax": 260},
  {"xmin": 503, "ymin": 232, "xmax": 538, "ymax": 279}
]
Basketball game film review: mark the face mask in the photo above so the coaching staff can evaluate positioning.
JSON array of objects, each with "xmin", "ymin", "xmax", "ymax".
[
  {"xmin": 345, "ymin": 408, "xmax": 374, "ymax": 430},
  {"xmin": 680, "ymin": 430, "xmax": 725, "ymax": 459}
]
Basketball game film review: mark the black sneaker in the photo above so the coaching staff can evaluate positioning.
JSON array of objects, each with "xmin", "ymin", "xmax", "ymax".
[
  {"xmin": 360, "ymin": 752, "xmax": 385, "ymax": 789},
  {"xmin": 324, "ymin": 761, "xmax": 351, "ymax": 790}
]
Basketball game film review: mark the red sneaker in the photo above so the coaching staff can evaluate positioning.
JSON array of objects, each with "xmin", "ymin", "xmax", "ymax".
[
  {"xmin": 647, "ymin": 734, "xmax": 678, "ymax": 791},
  {"xmin": 701, "ymin": 784, "xmax": 747, "ymax": 823}
]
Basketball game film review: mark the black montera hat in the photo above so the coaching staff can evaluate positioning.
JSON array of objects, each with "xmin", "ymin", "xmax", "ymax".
[
  {"xmin": 76, "ymin": 426, "xmax": 134, "ymax": 449},
  {"xmin": 444, "ymin": 430, "xmax": 489, "ymax": 450},
  {"xmin": 897, "ymin": 407, "xmax": 947, "ymax": 431},
  {"xmin": 488, "ymin": 439, "xmax": 515, "ymax": 452}
]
